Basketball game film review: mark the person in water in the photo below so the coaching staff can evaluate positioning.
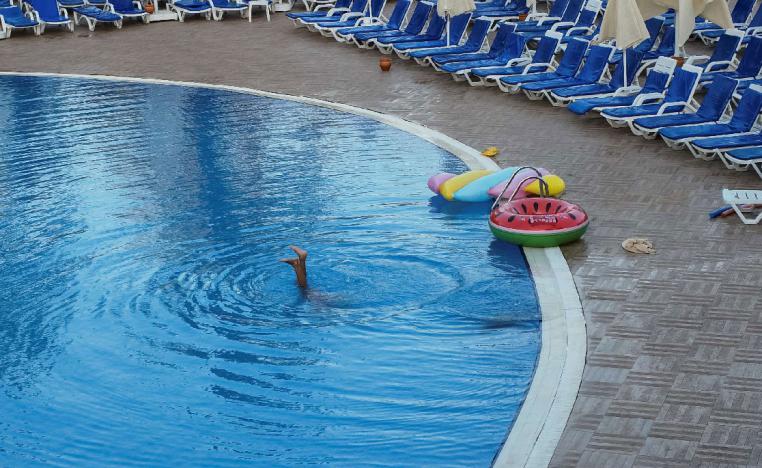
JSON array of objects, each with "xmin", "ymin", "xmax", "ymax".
[{"xmin": 280, "ymin": 245, "xmax": 308, "ymax": 288}]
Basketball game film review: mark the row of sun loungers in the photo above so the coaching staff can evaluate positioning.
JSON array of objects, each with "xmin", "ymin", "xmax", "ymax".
[
  {"xmin": 0, "ymin": 0, "xmax": 270, "ymax": 35},
  {"xmin": 290, "ymin": 0, "xmax": 762, "ymax": 179}
]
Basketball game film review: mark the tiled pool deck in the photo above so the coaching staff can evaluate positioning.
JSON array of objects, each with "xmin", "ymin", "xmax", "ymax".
[{"xmin": 3, "ymin": 15, "xmax": 762, "ymax": 467}]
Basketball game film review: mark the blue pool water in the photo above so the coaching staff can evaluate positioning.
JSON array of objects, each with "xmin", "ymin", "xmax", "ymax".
[{"xmin": 0, "ymin": 75, "xmax": 540, "ymax": 467}]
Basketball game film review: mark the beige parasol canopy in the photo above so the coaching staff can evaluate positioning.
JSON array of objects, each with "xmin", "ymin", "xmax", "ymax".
[
  {"xmin": 436, "ymin": 0, "xmax": 476, "ymax": 17},
  {"xmin": 599, "ymin": 0, "xmax": 651, "ymax": 48}
]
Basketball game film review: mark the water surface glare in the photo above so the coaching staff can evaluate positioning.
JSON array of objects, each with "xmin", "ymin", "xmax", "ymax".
[{"xmin": 0, "ymin": 75, "xmax": 540, "ymax": 467}]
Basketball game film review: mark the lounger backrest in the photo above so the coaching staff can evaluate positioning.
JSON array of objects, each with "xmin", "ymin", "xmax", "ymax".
[
  {"xmin": 663, "ymin": 64, "xmax": 702, "ymax": 103},
  {"xmin": 729, "ymin": 0, "xmax": 755, "ymax": 24},
  {"xmin": 530, "ymin": 32, "xmax": 560, "ymax": 65},
  {"xmin": 736, "ymin": 37, "xmax": 762, "ymax": 78},
  {"xmin": 0, "ymin": 5, "xmax": 24, "ymax": 19},
  {"xmin": 368, "ymin": 0, "xmax": 385, "ymax": 18},
  {"xmin": 559, "ymin": 0, "xmax": 584, "ymax": 23},
  {"xmin": 709, "ymin": 29, "xmax": 743, "ymax": 63},
  {"xmin": 748, "ymin": 4, "xmax": 762, "ymax": 28},
  {"xmin": 655, "ymin": 26, "xmax": 675, "ymax": 56},
  {"xmin": 109, "ymin": 0, "xmax": 133, "ymax": 11},
  {"xmin": 640, "ymin": 57, "xmax": 677, "ymax": 93},
  {"xmin": 445, "ymin": 12, "xmax": 472, "ymax": 45},
  {"xmin": 28, "ymin": 0, "xmax": 60, "ymax": 19},
  {"xmin": 487, "ymin": 23, "xmax": 517, "ymax": 55},
  {"xmin": 348, "ymin": 0, "xmax": 368, "ymax": 14},
  {"xmin": 334, "ymin": 0, "xmax": 352, "ymax": 10},
  {"xmin": 574, "ymin": 3, "xmax": 598, "ymax": 29},
  {"xmin": 386, "ymin": 0, "xmax": 410, "ymax": 29},
  {"xmin": 635, "ymin": 17, "xmax": 664, "ymax": 52},
  {"xmin": 422, "ymin": 8, "xmax": 446, "ymax": 37},
  {"xmin": 728, "ymin": 84, "xmax": 762, "ymax": 130},
  {"xmin": 402, "ymin": 1, "xmax": 432, "ymax": 35},
  {"xmin": 554, "ymin": 37, "xmax": 587, "ymax": 76},
  {"xmin": 548, "ymin": 0, "xmax": 570, "ymax": 18},
  {"xmin": 610, "ymin": 48, "xmax": 644, "ymax": 88},
  {"xmin": 696, "ymin": 75, "xmax": 737, "ymax": 119},
  {"xmin": 576, "ymin": 44, "xmax": 614, "ymax": 82},
  {"xmin": 497, "ymin": 32, "xmax": 527, "ymax": 61},
  {"xmin": 464, "ymin": 19, "xmax": 491, "ymax": 49}
]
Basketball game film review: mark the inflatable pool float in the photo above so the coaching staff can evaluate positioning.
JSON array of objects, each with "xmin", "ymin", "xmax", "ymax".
[
  {"xmin": 488, "ymin": 168, "xmax": 588, "ymax": 247},
  {"xmin": 489, "ymin": 197, "xmax": 589, "ymax": 247},
  {"xmin": 525, "ymin": 174, "xmax": 565, "ymax": 197},
  {"xmin": 427, "ymin": 173, "xmax": 456, "ymax": 194},
  {"xmin": 438, "ymin": 170, "xmax": 493, "ymax": 200},
  {"xmin": 453, "ymin": 167, "xmax": 519, "ymax": 202},
  {"xmin": 487, "ymin": 167, "xmax": 549, "ymax": 199}
]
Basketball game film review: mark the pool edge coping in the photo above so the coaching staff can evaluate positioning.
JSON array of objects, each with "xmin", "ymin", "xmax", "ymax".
[{"xmin": 0, "ymin": 71, "xmax": 586, "ymax": 467}]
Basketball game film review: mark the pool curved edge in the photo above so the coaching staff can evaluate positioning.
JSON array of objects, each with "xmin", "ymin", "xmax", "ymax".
[{"xmin": 0, "ymin": 71, "xmax": 586, "ymax": 468}]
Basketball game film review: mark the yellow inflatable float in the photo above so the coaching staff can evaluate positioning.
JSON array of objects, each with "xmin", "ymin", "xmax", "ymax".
[{"xmin": 524, "ymin": 174, "xmax": 566, "ymax": 197}]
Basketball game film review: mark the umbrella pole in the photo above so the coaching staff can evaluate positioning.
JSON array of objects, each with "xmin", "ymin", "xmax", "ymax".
[
  {"xmin": 623, "ymin": 48, "xmax": 628, "ymax": 87},
  {"xmin": 447, "ymin": 13, "xmax": 450, "ymax": 45}
]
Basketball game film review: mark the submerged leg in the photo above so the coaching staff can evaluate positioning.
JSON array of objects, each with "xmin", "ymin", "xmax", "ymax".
[{"xmin": 280, "ymin": 245, "xmax": 308, "ymax": 288}]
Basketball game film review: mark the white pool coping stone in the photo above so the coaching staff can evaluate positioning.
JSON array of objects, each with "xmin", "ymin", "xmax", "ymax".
[{"xmin": 2, "ymin": 72, "xmax": 587, "ymax": 468}]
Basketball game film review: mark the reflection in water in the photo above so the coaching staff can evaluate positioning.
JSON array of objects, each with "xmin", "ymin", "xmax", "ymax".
[{"xmin": 0, "ymin": 75, "xmax": 540, "ymax": 467}]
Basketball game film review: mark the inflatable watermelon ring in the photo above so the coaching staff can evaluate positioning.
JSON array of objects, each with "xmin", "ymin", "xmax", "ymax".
[{"xmin": 489, "ymin": 197, "xmax": 589, "ymax": 248}]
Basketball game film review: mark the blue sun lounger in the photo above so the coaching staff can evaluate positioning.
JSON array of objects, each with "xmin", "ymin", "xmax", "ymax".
[
  {"xmin": 409, "ymin": 18, "xmax": 491, "ymax": 65},
  {"xmin": 373, "ymin": 7, "xmax": 446, "ymax": 52},
  {"xmin": 286, "ymin": 0, "xmax": 349, "ymax": 24},
  {"xmin": 169, "ymin": 0, "xmax": 211, "ymax": 21},
  {"xmin": 600, "ymin": 64, "xmax": 703, "ymax": 128},
  {"xmin": 0, "ymin": 5, "xmax": 39, "ymax": 36},
  {"xmin": 440, "ymin": 31, "xmax": 529, "ymax": 81},
  {"xmin": 469, "ymin": 30, "xmax": 562, "ymax": 87},
  {"xmin": 57, "ymin": 0, "xmax": 86, "ymax": 9},
  {"xmin": 27, "ymin": 0, "xmax": 74, "ymax": 33},
  {"xmin": 207, "ymin": 0, "xmax": 247, "ymax": 20},
  {"xmin": 496, "ymin": 0, "xmax": 567, "ymax": 26},
  {"xmin": 630, "ymin": 75, "xmax": 738, "ymax": 139},
  {"xmin": 314, "ymin": 0, "xmax": 384, "ymax": 36},
  {"xmin": 636, "ymin": 26, "xmax": 676, "ymax": 74},
  {"xmin": 568, "ymin": 57, "xmax": 677, "ymax": 116},
  {"xmin": 699, "ymin": 37, "xmax": 762, "ymax": 88},
  {"xmin": 430, "ymin": 23, "xmax": 516, "ymax": 69},
  {"xmin": 722, "ymin": 146, "xmax": 762, "ymax": 178},
  {"xmin": 351, "ymin": 1, "xmax": 431, "ymax": 48},
  {"xmin": 105, "ymin": 0, "xmax": 148, "ymax": 23},
  {"xmin": 521, "ymin": 44, "xmax": 615, "ymax": 100},
  {"xmin": 73, "ymin": 5, "xmax": 122, "ymax": 30},
  {"xmin": 658, "ymin": 84, "xmax": 762, "ymax": 152},
  {"xmin": 547, "ymin": 48, "xmax": 644, "ymax": 107},
  {"xmin": 684, "ymin": 29, "xmax": 743, "ymax": 73},
  {"xmin": 698, "ymin": 4, "xmax": 762, "ymax": 45},
  {"xmin": 300, "ymin": 0, "xmax": 366, "ymax": 30},
  {"xmin": 392, "ymin": 12, "xmax": 472, "ymax": 58},
  {"xmin": 688, "ymin": 125, "xmax": 762, "ymax": 160},
  {"xmin": 332, "ymin": 0, "xmax": 409, "ymax": 43},
  {"xmin": 495, "ymin": 35, "xmax": 585, "ymax": 93},
  {"xmin": 515, "ymin": 0, "xmax": 583, "ymax": 33},
  {"xmin": 473, "ymin": 0, "xmax": 528, "ymax": 22}
]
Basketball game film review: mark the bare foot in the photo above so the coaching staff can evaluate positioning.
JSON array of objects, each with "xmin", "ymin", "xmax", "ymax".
[{"xmin": 280, "ymin": 246, "xmax": 308, "ymax": 288}]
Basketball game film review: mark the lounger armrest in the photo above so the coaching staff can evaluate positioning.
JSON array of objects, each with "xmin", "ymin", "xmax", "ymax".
[
  {"xmin": 526, "ymin": 12, "xmax": 548, "ymax": 20},
  {"xmin": 326, "ymin": 6, "xmax": 349, "ymax": 14},
  {"xmin": 536, "ymin": 15, "xmax": 560, "ymax": 25},
  {"xmin": 133, "ymin": 0, "xmax": 143, "ymax": 9},
  {"xmin": 684, "ymin": 55, "xmax": 709, "ymax": 66},
  {"xmin": 339, "ymin": 11, "xmax": 361, "ymax": 20},
  {"xmin": 59, "ymin": 7, "xmax": 69, "ymax": 17},
  {"xmin": 656, "ymin": 100, "xmax": 686, "ymax": 115},
  {"xmin": 506, "ymin": 57, "xmax": 531, "ymax": 66},
  {"xmin": 705, "ymin": 60, "xmax": 733, "ymax": 73},
  {"xmin": 632, "ymin": 92, "xmax": 663, "ymax": 105},
  {"xmin": 549, "ymin": 20, "xmax": 573, "ymax": 32},
  {"xmin": 355, "ymin": 16, "xmax": 382, "ymax": 25},
  {"xmin": 0, "ymin": 15, "xmax": 6, "ymax": 35},
  {"xmin": 104, "ymin": 3, "xmax": 115, "ymax": 12},
  {"xmin": 522, "ymin": 62, "xmax": 552, "ymax": 74},
  {"xmin": 565, "ymin": 25, "xmax": 592, "ymax": 35},
  {"xmin": 746, "ymin": 26, "xmax": 762, "ymax": 36},
  {"xmin": 612, "ymin": 85, "xmax": 641, "ymax": 96},
  {"xmin": 314, "ymin": 3, "xmax": 336, "ymax": 11}
]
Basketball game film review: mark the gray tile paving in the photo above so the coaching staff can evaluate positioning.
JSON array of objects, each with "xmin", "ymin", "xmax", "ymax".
[{"xmin": 1, "ymin": 12, "xmax": 762, "ymax": 467}]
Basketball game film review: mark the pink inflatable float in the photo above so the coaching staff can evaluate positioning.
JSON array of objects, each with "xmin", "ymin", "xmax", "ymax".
[{"xmin": 427, "ymin": 173, "xmax": 456, "ymax": 194}]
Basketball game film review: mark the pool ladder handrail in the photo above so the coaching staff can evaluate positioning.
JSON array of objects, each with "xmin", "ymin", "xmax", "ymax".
[{"xmin": 490, "ymin": 167, "xmax": 550, "ymax": 212}]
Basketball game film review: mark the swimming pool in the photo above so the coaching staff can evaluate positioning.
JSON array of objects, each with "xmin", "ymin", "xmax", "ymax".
[{"xmin": 0, "ymin": 75, "xmax": 540, "ymax": 466}]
